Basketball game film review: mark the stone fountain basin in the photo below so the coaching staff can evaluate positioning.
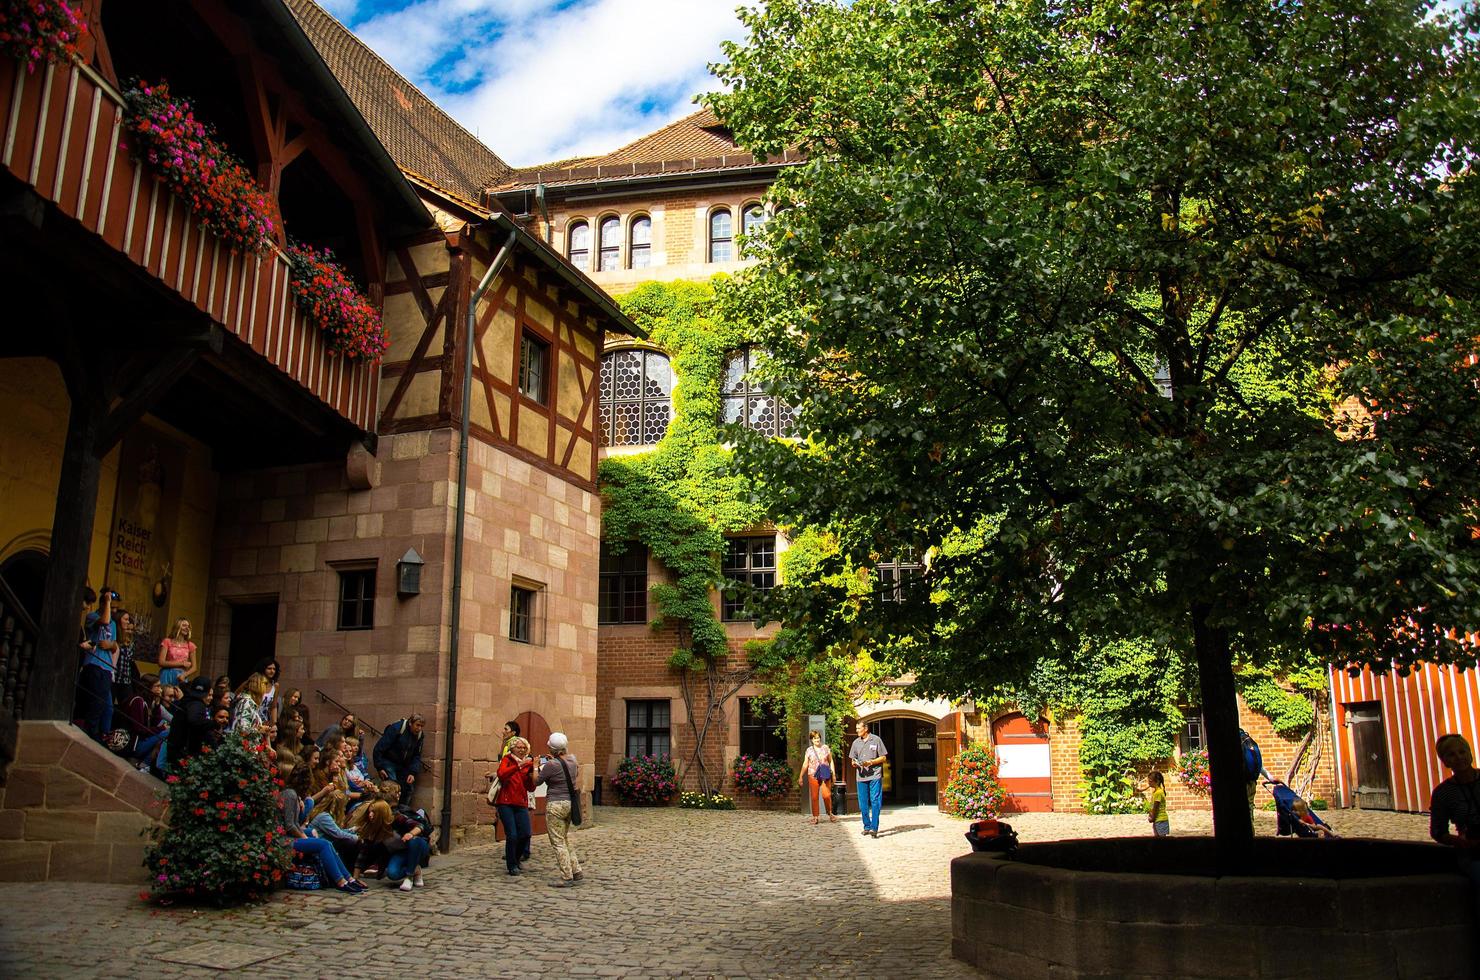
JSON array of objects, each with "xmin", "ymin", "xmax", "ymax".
[{"xmin": 951, "ymin": 837, "xmax": 1472, "ymax": 979}]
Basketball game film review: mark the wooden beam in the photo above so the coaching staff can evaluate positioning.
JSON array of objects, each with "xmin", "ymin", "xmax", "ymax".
[{"xmin": 96, "ymin": 337, "xmax": 216, "ymax": 453}]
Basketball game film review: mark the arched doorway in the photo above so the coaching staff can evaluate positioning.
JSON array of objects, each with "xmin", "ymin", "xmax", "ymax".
[
  {"xmin": 495, "ymin": 710, "xmax": 552, "ymax": 839},
  {"xmin": 0, "ymin": 549, "xmax": 48, "ymax": 623},
  {"xmin": 854, "ymin": 713, "xmax": 942, "ymax": 807},
  {"xmin": 992, "ymin": 712, "xmax": 1053, "ymax": 812}
]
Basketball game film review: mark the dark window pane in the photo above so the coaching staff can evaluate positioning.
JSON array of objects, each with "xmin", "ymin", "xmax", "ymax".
[
  {"xmin": 625, "ymin": 698, "xmax": 671, "ymax": 757},
  {"xmin": 600, "ymin": 542, "xmax": 648, "ymax": 624},
  {"xmin": 336, "ymin": 568, "xmax": 375, "ymax": 631},
  {"xmin": 519, "ymin": 333, "xmax": 549, "ymax": 404}
]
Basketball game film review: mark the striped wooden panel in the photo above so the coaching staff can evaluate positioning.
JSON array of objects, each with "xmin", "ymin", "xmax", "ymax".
[
  {"xmin": 0, "ymin": 57, "xmax": 379, "ymax": 432},
  {"xmin": 1329, "ymin": 662, "xmax": 1480, "ymax": 812}
]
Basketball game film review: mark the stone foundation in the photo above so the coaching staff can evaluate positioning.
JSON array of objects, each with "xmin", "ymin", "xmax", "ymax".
[
  {"xmin": 0, "ymin": 721, "xmax": 164, "ymax": 883},
  {"xmin": 952, "ymin": 837, "xmax": 1473, "ymax": 979}
]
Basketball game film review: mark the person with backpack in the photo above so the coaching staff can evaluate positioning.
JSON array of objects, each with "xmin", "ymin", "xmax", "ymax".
[
  {"xmin": 374, "ymin": 713, "xmax": 425, "ymax": 806},
  {"xmin": 1240, "ymin": 728, "xmax": 1270, "ymax": 812},
  {"xmin": 534, "ymin": 732, "xmax": 583, "ymax": 888}
]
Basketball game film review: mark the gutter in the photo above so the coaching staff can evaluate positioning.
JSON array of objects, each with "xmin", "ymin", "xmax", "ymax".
[{"xmin": 440, "ymin": 227, "xmax": 518, "ymax": 853}]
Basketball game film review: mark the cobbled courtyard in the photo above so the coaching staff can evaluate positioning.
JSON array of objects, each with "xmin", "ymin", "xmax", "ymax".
[{"xmin": 0, "ymin": 804, "xmax": 1430, "ymax": 979}]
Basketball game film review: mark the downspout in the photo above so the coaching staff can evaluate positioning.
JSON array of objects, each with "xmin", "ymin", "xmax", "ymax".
[{"xmin": 440, "ymin": 226, "xmax": 518, "ymax": 853}]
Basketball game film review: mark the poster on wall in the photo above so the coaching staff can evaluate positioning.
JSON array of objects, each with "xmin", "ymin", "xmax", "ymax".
[{"xmin": 106, "ymin": 428, "xmax": 186, "ymax": 661}]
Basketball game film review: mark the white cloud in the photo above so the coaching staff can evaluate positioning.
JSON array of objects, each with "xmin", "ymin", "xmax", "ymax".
[{"xmin": 343, "ymin": 0, "xmax": 745, "ymax": 167}]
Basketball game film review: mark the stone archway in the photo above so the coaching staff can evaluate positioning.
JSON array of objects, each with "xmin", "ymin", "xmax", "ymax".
[{"xmin": 0, "ymin": 547, "xmax": 49, "ymax": 623}]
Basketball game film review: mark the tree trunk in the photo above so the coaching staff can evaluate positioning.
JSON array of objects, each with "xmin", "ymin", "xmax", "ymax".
[{"xmin": 1191, "ymin": 603, "xmax": 1253, "ymax": 869}]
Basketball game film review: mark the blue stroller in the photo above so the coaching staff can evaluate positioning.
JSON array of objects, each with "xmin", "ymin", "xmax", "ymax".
[{"xmin": 1267, "ymin": 780, "xmax": 1336, "ymax": 839}]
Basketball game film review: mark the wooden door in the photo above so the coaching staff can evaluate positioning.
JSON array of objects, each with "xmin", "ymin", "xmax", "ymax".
[
  {"xmin": 1347, "ymin": 703, "xmax": 1393, "ymax": 809},
  {"xmin": 992, "ymin": 712, "xmax": 1053, "ymax": 812},
  {"xmin": 496, "ymin": 710, "xmax": 552, "ymax": 838},
  {"xmin": 935, "ymin": 712, "xmax": 961, "ymax": 812}
]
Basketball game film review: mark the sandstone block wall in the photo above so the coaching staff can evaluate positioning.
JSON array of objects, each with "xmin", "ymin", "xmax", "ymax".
[{"xmin": 0, "ymin": 721, "xmax": 163, "ymax": 883}]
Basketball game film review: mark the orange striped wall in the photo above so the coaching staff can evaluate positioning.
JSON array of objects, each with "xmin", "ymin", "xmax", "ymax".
[{"xmin": 1329, "ymin": 661, "xmax": 1480, "ymax": 812}]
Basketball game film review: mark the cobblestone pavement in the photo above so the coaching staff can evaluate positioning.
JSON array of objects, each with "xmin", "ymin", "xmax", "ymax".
[{"xmin": 0, "ymin": 804, "xmax": 1432, "ymax": 979}]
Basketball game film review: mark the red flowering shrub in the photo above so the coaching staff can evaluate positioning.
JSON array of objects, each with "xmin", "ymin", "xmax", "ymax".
[
  {"xmin": 730, "ymin": 753, "xmax": 792, "ymax": 802},
  {"xmin": 609, "ymin": 754, "xmax": 678, "ymax": 805},
  {"xmin": 122, "ymin": 81, "xmax": 277, "ymax": 255},
  {"xmin": 1177, "ymin": 748, "xmax": 1212, "ymax": 795},
  {"xmin": 287, "ymin": 243, "xmax": 389, "ymax": 361},
  {"xmin": 0, "ymin": 0, "xmax": 86, "ymax": 73},
  {"xmin": 941, "ymin": 744, "xmax": 1007, "ymax": 819},
  {"xmin": 143, "ymin": 734, "xmax": 291, "ymax": 905}
]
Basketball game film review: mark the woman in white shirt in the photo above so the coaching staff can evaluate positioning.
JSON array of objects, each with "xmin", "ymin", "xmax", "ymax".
[{"xmin": 797, "ymin": 730, "xmax": 838, "ymax": 824}]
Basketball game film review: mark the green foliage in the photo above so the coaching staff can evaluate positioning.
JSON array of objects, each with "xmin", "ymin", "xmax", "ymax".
[
  {"xmin": 730, "ymin": 753, "xmax": 793, "ymax": 801},
  {"xmin": 708, "ymin": 0, "xmax": 1480, "ymax": 838},
  {"xmin": 1236, "ymin": 674, "xmax": 1316, "ymax": 736},
  {"xmin": 679, "ymin": 791, "xmax": 737, "ymax": 810},
  {"xmin": 941, "ymin": 744, "xmax": 1008, "ymax": 819},
  {"xmin": 145, "ymin": 734, "xmax": 292, "ymax": 904},
  {"xmin": 1080, "ymin": 768, "xmax": 1144, "ymax": 816},
  {"xmin": 609, "ymin": 754, "xmax": 679, "ymax": 805}
]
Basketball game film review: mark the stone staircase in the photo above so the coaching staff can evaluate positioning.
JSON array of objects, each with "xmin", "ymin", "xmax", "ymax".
[{"xmin": 0, "ymin": 721, "xmax": 165, "ymax": 882}]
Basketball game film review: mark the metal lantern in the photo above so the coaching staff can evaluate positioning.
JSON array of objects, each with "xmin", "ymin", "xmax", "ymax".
[{"xmin": 397, "ymin": 548, "xmax": 425, "ymax": 597}]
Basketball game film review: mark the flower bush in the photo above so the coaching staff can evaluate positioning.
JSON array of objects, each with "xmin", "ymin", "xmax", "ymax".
[
  {"xmin": 941, "ymin": 744, "xmax": 1008, "ymax": 819},
  {"xmin": 287, "ymin": 243, "xmax": 389, "ymax": 361},
  {"xmin": 679, "ymin": 791, "xmax": 736, "ymax": 810},
  {"xmin": 730, "ymin": 753, "xmax": 791, "ymax": 801},
  {"xmin": 0, "ymin": 0, "xmax": 86, "ymax": 73},
  {"xmin": 122, "ymin": 81, "xmax": 277, "ymax": 255},
  {"xmin": 609, "ymin": 754, "xmax": 678, "ymax": 806},
  {"xmin": 143, "ymin": 733, "xmax": 292, "ymax": 905},
  {"xmin": 1177, "ymin": 749, "xmax": 1212, "ymax": 794}
]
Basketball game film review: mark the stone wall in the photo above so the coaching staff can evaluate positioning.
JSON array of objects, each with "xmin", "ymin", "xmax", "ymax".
[{"xmin": 0, "ymin": 721, "xmax": 163, "ymax": 883}]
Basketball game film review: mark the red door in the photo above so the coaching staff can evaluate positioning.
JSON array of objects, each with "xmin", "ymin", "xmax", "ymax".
[
  {"xmin": 992, "ymin": 713, "xmax": 1053, "ymax": 812},
  {"xmin": 495, "ymin": 710, "xmax": 551, "ymax": 838}
]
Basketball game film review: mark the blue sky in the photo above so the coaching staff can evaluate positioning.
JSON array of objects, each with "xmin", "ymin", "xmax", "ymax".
[{"xmin": 320, "ymin": 0, "xmax": 747, "ymax": 167}]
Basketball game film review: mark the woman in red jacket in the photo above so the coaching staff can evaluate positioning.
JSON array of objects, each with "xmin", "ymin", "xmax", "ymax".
[{"xmin": 493, "ymin": 736, "xmax": 537, "ymax": 876}]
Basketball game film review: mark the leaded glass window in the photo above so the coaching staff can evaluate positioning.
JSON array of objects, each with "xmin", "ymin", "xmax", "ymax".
[
  {"xmin": 598, "ymin": 215, "xmax": 621, "ymax": 271},
  {"xmin": 709, "ymin": 208, "xmax": 733, "ymax": 262},
  {"xmin": 567, "ymin": 220, "xmax": 590, "ymax": 270},
  {"xmin": 721, "ymin": 348, "xmax": 794, "ymax": 437},
  {"xmin": 629, "ymin": 216, "xmax": 651, "ymax": 269},
  {"xmin": 599, "ymin": 349, "xmax": 673, "ymax": 446}
]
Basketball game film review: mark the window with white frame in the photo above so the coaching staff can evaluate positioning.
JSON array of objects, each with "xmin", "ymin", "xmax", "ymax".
[
  {"xmin": 599, "ymin": 349, "xmax": 673, "ymax": 446},
  {"xmin": 876, "ymin": 548, "xmax": 924, "ymax": 602},
  {"xmin": 598, "ymin": 215, "xmax": 621, "ymax": 271},
  {"xmin": 708, "ymin": 207, "xmax": 733, "ymax": 262},
  {"xmin": 628, "ymin": 215, "xmax": 651, "ymax": 269},
  {"xmin": 567, "ymin": 220, "xmax": 590, "ymax": 270}
]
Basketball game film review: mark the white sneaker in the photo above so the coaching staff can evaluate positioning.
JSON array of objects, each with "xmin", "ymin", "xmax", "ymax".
[
  {"xmin": 398, "ymin": 879, "xmax": 413, "ymax": 892},
  {"xmin": 413, "ymin": 871, "xmax": 425, "ymax": 887}
]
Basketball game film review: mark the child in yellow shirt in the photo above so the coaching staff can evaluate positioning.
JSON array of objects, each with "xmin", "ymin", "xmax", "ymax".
[{"xmin": 1147, "ymin": 771, "xmax": 1169, "ymax": 836}]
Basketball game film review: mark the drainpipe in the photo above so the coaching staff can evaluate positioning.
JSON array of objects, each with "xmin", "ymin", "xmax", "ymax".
[{"xmin": 440, "ymin": 226, "xmax": 518, "ymax": 853}]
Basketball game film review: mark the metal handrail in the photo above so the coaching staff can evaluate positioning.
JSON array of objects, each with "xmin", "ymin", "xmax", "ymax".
[{"xmin": 312, "ymin": 689, "xmax": 434, "ymax": 774}]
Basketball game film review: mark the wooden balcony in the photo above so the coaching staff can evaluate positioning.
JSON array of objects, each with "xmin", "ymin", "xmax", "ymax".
[{"xmin": 0, "ymin": 56, "xmax": 378, "ymax": 433}]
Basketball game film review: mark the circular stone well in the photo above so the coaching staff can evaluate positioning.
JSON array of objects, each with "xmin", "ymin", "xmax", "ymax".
[{"xmin": 951, "ymin": 837, "xmax": 1473, "ymax": 979}]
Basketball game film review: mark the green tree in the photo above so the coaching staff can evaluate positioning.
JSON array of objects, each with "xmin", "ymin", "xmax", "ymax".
[{"xmin": 709, "ymin": 0, "xmax": 1480, "ymax": 857}]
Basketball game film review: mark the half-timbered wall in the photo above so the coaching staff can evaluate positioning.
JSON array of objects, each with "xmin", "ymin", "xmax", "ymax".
[{"xmin": 378, "ymin": 229, "xmax": 605, "ymax": 490}]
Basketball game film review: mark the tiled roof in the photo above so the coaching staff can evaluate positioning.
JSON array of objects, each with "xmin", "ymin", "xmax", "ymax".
[
  {"xmin": 283, "ymin": 0, "xmax": 512, "ymax": 202},
  {"xmin": 494, "ymin": 109, "xmax": 803, "ymax": 191}
]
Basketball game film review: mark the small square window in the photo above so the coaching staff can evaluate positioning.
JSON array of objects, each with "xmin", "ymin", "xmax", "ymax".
[
  {"xmin": 721, "ymin": 535, "xmax": 777, "ymax": 621},
  {"xmin": 739, "ymin": 697, "xmax": 787, "ymax": 759},
  {"xmin": 519, "ymin": 331, "xmax": 550, "ymax": 405},
  {"xmin": 509, "ymin": 581, "xmax": 545, "ymax": 644},
  {"xmin": 336, "ymin": 567, "xmax": 375, "ymax": 631},
  {"xmin": 626, "ymin": 699, "xmax": 671, "ymax": 757}
]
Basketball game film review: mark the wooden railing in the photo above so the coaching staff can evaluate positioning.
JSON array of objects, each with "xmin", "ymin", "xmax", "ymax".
[
  {"xmin": 0, "ymin": 576, "xmax": 39, "ymax": 720},
  {"xmin": 0, "ymin": 56, "xmax": 379, "ymax": 432}
]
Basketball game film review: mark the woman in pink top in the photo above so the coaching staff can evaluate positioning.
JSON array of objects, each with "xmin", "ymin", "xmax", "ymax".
[
  {"xmin": 157, "ymin": 618, "xmax": 198, "ymax": 688},
  {"xmin": 796, "ymin": 730, "xmax": 838, "ymax": 824}
]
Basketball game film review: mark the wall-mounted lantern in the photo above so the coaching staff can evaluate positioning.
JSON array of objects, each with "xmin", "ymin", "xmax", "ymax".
[{"xmin": 397, "ymin": 548, "xmax": 425, "ymax": 597}]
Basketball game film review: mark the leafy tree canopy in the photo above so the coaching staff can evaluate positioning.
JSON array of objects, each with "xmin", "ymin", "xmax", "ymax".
[{"xmin": 709, "ymin": 0, "xmax": 1480, "ymax": 844}]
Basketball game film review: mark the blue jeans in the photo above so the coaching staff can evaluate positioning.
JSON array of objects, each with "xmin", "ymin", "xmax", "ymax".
[
  {"xmin": 293, "ymin": 836, "xmax": 351, "ymax": 886},
  {"xmin": 77, "ymin": 665, "xmax": 113, "ymax": 741},
  {"xmin": 386, "ymin": 837, "xmax": 430, "ymax": 882},
  {"xmin": 858, "ymin": 779, "xmax": 883, "ymax": 832},
  {"xmin": 497, "ymin": 803, "xmax": 532, "ymax": 870}
]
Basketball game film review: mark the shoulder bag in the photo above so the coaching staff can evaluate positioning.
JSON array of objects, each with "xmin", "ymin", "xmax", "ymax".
[
  {"xmin": 486, "ymin": 770, "xmax": 501, "ymax": 805},
  {"xmin": 557, "ymin": 756, "xmax": 582, "ymax": 826},
  {"xmin": 814, "ymin": 747, "xmax": 833, "ymax": 784}
]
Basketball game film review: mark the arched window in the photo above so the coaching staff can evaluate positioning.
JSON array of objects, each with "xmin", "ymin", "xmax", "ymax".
[
  {"xmin": 600, "ymin": 349, "xmax": 673, "ymax": 446},
  {"xmin": 598, "ymin": 215, "xmax": 621, "ymax": 271},
  {"xmin": 708, "ymin": 207, "xmax": 733, "ymax": 262},
  {"xmin": 628, "ymin": 215, "xmax": 651, "ymax": 269},
  {"xmin": 721, "ymin": 347, "xmax": 794, "ymax": 436},
  {"xmin": 742, "ymin": 203, "xmax": 766, "ymax": 236},
  {"xmin": 567, "ymin": 220, "xmax": 590, "ymax": 270}
]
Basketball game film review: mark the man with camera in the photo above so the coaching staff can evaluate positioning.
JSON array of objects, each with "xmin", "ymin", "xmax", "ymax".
[{"xmin": 77, "ymin": 587, "xmax": 120, "ymax": 743}]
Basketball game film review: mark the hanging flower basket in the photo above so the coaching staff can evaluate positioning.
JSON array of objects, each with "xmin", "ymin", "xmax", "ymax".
[
  {"xmin": 0, "ymin": 0, "xmax": 86, "ymax": 73},
  {"xmin": 286, "ymin": 243, "xmax": 388, "ymax": 362},
  {"xmin": 121, "ymin": 81, "xmax": 277, "ymax": 255}
]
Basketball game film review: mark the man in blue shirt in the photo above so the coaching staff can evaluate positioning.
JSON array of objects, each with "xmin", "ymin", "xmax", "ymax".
[
  {"xmin": 849, "ymin": 720, "xmax": 889, "ymax": 838},
  {"xmin": 77, "ymin": 588, "xmax": 118, "ymax": 742}
]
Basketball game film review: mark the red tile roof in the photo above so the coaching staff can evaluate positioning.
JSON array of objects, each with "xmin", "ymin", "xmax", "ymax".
[{"xmin": 284, "ymin": 0, "xmax": 512, "ymax": 203}]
